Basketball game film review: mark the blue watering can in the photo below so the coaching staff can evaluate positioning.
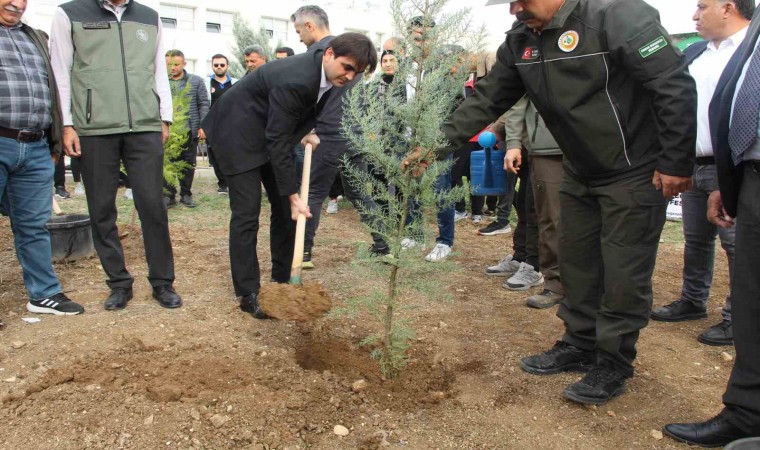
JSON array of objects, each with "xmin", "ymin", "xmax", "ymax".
[{"xmin": 470, "ymin": 131, "xmax": 508, "ymax": 196}]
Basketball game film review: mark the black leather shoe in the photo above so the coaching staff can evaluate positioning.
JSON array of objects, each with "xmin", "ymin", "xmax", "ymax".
[
  {"xmin": 651, "ymin": 299, "xmax": 708, "ymax": 322},
  {"xmin": 562, "ymin": 364, "xmax": 627, "ymax": 405},
  {"xmin": 104, "ymin": 288, "xmax": 133, "ymax": 310},
  {"xmin": 698, "ymin": 320, "xmax": 734, "ymax": 346},
  {"xmin": 520, "ymin": 341, "xmax": 595, "ymax": 375},
  {"xmin": 152, "ymin": 285, "xmax": 182, "ymax": 308},
  {"xmin": 180, "ymin": 195, "xmax": 197, "ymax": 208},
  {"xmin": 664, "ymin": 413, "xmax": 753, "ymax": 448},
  {"xmin": 240, "ymin": 293, "xmax": 270, "ymax": 320},
  {"xmin": 163, "ymin": 196, "xmax": 177, "ymax": 209}
]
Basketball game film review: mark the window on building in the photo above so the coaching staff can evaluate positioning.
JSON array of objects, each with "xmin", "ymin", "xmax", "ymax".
[
  {"xmin": 160, "ymin": 4, "xmax": 194, "ymax": 31},
  {"xmin": 260, "ymin": 17, "xmax": 288, "ymax": 43},
  {"xmin": 206, "ymin": 10, "xmax": 233, "ymax": 34},
  {"xmin": 161, "ymin": 18, "xmax": 177, "ymax": 29}
]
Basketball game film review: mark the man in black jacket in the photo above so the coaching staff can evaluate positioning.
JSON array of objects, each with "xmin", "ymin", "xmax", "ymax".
[
  {"xmin": 291, "ymin": 5, "xmax": 379, "ymax": 268},
  {"xmin": 201, "ymin": 33, "xmax": 376, "ymax": 318},
  {"xmin": 409, "ymin": 0, "xmax": 697, "ymax": 405},
  {"xmin": 663, "ymin": 4, "xmax": 760, "ymax": 446}
]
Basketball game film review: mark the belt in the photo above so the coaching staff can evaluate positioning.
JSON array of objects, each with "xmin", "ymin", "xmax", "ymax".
[
  {"xmin": 695, "ymin": 156, "xmax": 715, "ymax": 166},
  {"xmin": 0, "ymin": 126, "xmax": 44, "ymax": 142}
]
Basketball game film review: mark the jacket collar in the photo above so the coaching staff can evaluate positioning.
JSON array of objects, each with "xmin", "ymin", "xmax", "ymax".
[
  {"xmin": 507, "ymin": 0, "xmax": 580, "ymax": 36},
  {"xmin": 98, "ymin": 0, "xmax": 131, "ymax": 11},
  {"xmin": 544, "ymin": 0, "xmax": 580, "ymax": 31}
]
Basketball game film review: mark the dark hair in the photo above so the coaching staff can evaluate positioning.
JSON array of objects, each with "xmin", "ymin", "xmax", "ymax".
[
  {"xmin": 211, "ymin": 53, "xmax": 228, "ymax": 64},
  {"xmin": 731, "ymin": 0, "xmax": 755, "ymax": 20},
  {"xmin": 290, "ymin": 5, "xmax": 330, "ymax": 29},
  {"xmin": 165, "ymin": 49, "xmax": 184, "ymax": 58},
  {"xmin": 244, "ymin": 45, "xmax": 268, "ymax": 60},
  {"xmin": 275, "ymin": 47, "xmax": 295, "ymax": 57},
  {"xmin": 328, "ymin": 32, "xmax": 377, "ymax": 73}
]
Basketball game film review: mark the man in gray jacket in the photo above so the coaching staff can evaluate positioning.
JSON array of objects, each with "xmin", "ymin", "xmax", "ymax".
[
  {"xmin": 504, "ymin": 95, "xmax": 565, "ymax": 309},
  {"xmin": 165, "ymin": 49, "xmax": 209, "ymax": 208}
]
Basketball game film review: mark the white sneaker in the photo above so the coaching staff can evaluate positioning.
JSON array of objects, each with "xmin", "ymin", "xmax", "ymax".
[
  {"xmin": 74, "ymin": 182, "xmax": 85, "ymax": 196},
  {"xmin": 123, "ymin": 188, "xmax": 133, "ymax": 200},
  {"xmin": 425, "ymin": 243, "xmax": 451, "ymax": 262},
  {"xmin": 472, "ymin": 214, "xmax": 483, "ymax": 224},
  {"xmin": 401, "ymin": 237, "xmax": 421, "ymax": 249},
  {"xmin": 454, "ymin": 211, "xmax": 470, "ymax": 222},
  {"xmin": 503, "ymin": 262, "xmax": 544, "ymax": 291},
  {"xmin": 485, "ymin": 255, "xmax": 521, "ymax": 277},
  {"xmin": 326, "ymin": 199, "xmax": 339, "ymax": 214}
]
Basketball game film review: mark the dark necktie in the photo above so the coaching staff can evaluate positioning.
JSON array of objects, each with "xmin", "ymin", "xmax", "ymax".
[{"xmin": 728, "ymin": 42, "xmax": 760, "ymax": 165}]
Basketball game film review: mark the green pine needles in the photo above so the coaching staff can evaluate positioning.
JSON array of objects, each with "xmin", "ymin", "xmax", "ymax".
[
  {"xmin": 340, "ymin": 0, "xmax": 486, "ymax": 378},
  {"xmin": 163, "ymin": 83, "xmax": 192, "ymax": 190}
]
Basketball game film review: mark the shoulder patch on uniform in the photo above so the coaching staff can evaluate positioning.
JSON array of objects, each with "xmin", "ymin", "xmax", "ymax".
[{"xmin": 639, "ymin": 36, "xmax": 668, "ymax": 58}]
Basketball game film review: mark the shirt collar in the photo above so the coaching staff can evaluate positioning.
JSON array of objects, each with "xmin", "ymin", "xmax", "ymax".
[
  {"xmin": 318, "ymin": 63, "xmax": 332, "ymax": 102},
  {"xmin": 99, "ymin": 0, "xmax": 130, "ymax": 10},
  {"xmin": 708, "ymin": 25, "xmax": 749, "ymax": 52}
]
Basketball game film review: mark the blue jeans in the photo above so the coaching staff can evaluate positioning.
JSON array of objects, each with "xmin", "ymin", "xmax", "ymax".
[
  {"xmin": 0, "ymin": 136, "xmax": 62, "ymax": 301},
  {"xmin": 407, "ymin": 163, "xmax": 455, "ymax": 247},
  {"xmin": 680, "ymin": 163, "xmax": 734, "ymax": 321}
]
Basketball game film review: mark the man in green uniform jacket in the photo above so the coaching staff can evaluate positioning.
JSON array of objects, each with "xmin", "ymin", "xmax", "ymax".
[{"xmin": 420, "ymin": 0, "xmax": 697, "ymax": 405}]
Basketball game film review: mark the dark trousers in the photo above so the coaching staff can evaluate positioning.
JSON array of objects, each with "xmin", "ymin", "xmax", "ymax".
[
  {"xmin": 531, "ymin": 155, "xmax": 564, "ymax": 294},
  {"xmin": 207, "ymin": 145, "xmax": 227, "ymax": 188},
  {"xmin": 722, "ymin": 163, "xmax": 760, "ymax": 433},
  {"xmin": 166, "ymin": 137, "xmax": 198, "ymax": 199},
  {"xmin": 54, "ymin": 155, "xmax": 81, "ymax": 186},
  {"xmin": 227, "ymin": 162, "xmax": 294, "ymax": 296},
  {"xmin": 680, "ymin": 163, "xmax": 734, "ymax": 320},
  {"xmin": 79, "ymin": 132, "xmax": 175, "ymax": 289},
  {"xmin": 512, "ymin": 153, "xmax": 538, "ymax": 268},
  {"xmin": 55, "ymin": 156, "xmax": 66, "ymax": 188},
  {"xmin": 304, "ymin": 138, "xmax": 388, "ymax": 252},
  {"xmin": 557, "ymin": 171, "xmax": 667, "ymax": 377},
  {"xmin": 452, "ymin": 142, "xmax": 485, "ymax": 215}
]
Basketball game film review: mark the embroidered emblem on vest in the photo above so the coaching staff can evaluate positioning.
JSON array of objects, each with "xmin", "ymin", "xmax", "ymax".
[
  {"xmin": 136, "ymin": 29, "xmax": 149, "ymax": 43},
  {"xmin": 558, "ymin": 31, "xmax": 579, "ymax": 53}
]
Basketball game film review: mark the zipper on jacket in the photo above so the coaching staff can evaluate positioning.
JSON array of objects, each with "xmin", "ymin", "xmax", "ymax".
[
  {"xmin": 537, "ymin": 35, "xmax": 557, "ymax": 122},
  {"xmin": 602, "ymin": 56, "xmax": 631, "ymax": 165},
  {"xmin": 532, "ymin": 111, "xmax": 539, "ymax": 144},
  {"xmin": 86, "ymin": 89, "xmax": 92, "ymax": 124},
  {"xmin": 116, "ymin": 20, "xmax": 133, "ymax": 130}
]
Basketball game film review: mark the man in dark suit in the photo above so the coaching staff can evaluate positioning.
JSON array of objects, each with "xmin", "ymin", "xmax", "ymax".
[
  {"xmin": 664, "ymin": 5, "xmax": 760, "ymax": 447},
  {"xmin": 201, "ymin": 32, "xmax": 377, "ymax": 319}
]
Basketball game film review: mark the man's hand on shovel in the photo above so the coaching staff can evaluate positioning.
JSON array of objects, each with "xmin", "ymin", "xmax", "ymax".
[
  {"xmin": 401, "ymin": 146, "xmax": 430, "ymax": 177},
  {"xmin": 301, "ymin": 132, "xmax": 320, "ymax": 151},
  {"xmin": 289, "ymin": 194, "xmax": 311, "ymax": 221}
]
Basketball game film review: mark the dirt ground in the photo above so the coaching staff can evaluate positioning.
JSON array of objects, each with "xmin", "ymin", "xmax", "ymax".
[{"xmin": 0, "ymin": 176, "xmax": 734, "ymax": 449}]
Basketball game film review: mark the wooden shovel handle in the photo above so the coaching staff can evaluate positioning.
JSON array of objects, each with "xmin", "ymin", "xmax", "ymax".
[{"xmin": 290, "ymin": 143, "xmax": 313, "ymax": 283}]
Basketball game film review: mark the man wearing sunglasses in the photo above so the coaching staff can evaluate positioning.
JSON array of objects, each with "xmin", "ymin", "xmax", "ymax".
[{"xmin": 201, "ymin": 54, "xmax": 237, "ymax": 195}]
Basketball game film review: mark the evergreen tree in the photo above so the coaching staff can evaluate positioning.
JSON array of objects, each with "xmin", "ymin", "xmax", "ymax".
[
  {"xmin": 164, "ymin": 84, "xmax": 192, "ymax": 190},
  {"xmin": 341, "ymin": 0, "xmax": 486, "ymax": 378},
  {"xmin": 230, "ymin": 13, "xmax": 275, "ymax": 78}
]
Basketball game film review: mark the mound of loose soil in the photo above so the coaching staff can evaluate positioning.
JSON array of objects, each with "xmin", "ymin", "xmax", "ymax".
[{"xmin": 259, "ymin": 282, "xmax": 332, "ymax": 321}]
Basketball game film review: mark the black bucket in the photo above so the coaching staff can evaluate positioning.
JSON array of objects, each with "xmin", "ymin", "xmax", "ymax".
[{"xmin": 45, "ymin": 214, "xmax": 96, "ymax": 262}]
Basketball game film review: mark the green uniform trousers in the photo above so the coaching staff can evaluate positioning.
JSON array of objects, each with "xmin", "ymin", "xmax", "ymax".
[{"xmin": 557, "ymin": 170, "xmax": 668, "ymax": 377}]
